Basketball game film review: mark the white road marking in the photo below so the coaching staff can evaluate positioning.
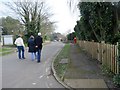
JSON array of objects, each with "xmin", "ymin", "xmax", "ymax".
[
  {"xmin": 46, "ymin": 67, "xmax": 51, "ymax": 76},
  {"xmin": 47, "ymin": 76, "xmax": 49, "ymax": 79},
  {"xmin": 32, "ymin": 83, "xmax": 36, "ymax": 85},
  {"xmin": 46, "ymin": 67, "xmax": 50, "ymax": 73},
  {"xmin": 45, "ymin": 83, "xmax": 50, "ymax": 88},
  {"xmin": 39, "ymin": 75, "xmax": 44, "ymax": 79}
]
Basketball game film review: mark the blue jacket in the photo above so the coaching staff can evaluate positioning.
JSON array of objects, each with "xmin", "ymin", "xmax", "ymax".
[{"xmin": 28, "ymin": 38, "xmax": 36, "ymax": 52}]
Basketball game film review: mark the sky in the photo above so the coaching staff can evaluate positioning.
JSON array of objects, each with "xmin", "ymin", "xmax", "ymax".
[
  {"xmin": 0, "ymin": 0, "xmax": 80, "ymax": 34},
  {"xmin": 46, "ymin": 0, "xmax": 80, "ymax": 34}
]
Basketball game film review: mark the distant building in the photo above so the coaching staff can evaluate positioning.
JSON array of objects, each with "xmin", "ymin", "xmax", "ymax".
[
  {"xmin": 0, "ymin": 26, "xmax": 14, "ymax": 46},
  {"xmin": 2, "ymin": 35, "xmax": 14, "ymax": 45}
]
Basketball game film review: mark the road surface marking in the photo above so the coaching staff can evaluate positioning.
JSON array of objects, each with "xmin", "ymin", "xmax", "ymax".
[
  {"xmin": 46, "ymin": 67, "xmax": 50, "ymax": 73},
  {"xmin": 47, "ymin": 76, "xmax": 49, "ymax": 79},
  {"xmin": 32, "ymin": 83, "xmax": 36, "ymax": 85},
  {"xmin": 45, "ymin": 83, "xmax": 50, "ymax": 88},
  {"xmin": 39, "ymin": 75, "xmax": 44, "ymax": 79}
]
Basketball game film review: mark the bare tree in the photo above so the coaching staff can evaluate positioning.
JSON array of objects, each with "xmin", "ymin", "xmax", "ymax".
[
  {"xmin": 4, "ymin": 0, "xmax": 54, "ymax": 38},
  {"xmin": 67, "ymin": 0, "xmax": 80, "ymax": 15}
]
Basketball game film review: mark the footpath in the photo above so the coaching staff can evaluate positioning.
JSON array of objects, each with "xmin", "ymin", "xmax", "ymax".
[{"xmin": 54, "ymin": 43, "xmax": 117, "ymax": 89}]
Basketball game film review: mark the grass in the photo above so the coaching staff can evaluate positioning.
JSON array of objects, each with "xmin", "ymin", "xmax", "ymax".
[
  {"xmin": 0, "ymin": 47, "xmax": 15, "ymax": 56},
  {"xmin": 54, "ymin": 43, "xmax": 70, "ymax": 79}
]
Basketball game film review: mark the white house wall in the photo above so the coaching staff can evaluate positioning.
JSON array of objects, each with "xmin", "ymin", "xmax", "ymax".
[{"xmin": 3, "ymin": 35, "xmax": 13, "ymax": 45}]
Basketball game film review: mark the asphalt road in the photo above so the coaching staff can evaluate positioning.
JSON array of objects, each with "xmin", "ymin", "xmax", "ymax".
[{"xmin": 2, "ymin": 42, "xmax": 65, "ymax": 88}]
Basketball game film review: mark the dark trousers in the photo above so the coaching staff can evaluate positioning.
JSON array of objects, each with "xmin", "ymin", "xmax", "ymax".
[
  {"xmin": 17, "ymin": 46, "xmax": 25, "ymax": 59},
  {"xmin": 36, "ymin": 49, "xmax": 41, "ymax": 62}
]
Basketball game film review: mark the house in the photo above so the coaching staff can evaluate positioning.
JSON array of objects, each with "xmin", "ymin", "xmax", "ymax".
[
  {"xmin": 0, "ymin": 26, "xmax": 14, "ymax": 46},
  {"xmin": 2, "ymin": 35, "xmax": 13, "ymax": 45}
]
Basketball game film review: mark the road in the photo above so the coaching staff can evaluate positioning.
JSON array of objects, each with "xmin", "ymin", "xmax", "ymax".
[{"xmin": 2, "ymin": 42, "xmax": 65, "ymax": 88}]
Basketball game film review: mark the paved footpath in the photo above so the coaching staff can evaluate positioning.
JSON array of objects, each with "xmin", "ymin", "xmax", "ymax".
[{"xmin": 63, "ymin": 43, "xmax": 115, "ymax": 89}]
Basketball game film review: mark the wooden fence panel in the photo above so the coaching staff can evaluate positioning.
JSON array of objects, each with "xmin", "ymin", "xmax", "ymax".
[
  {"xmin": 117, "ymin": 42, "xmax": 119, "ymax": 74},
  {"xmin": 113, "ymin": 45, "xmax": 115, "ymax": 73},
  {"xmin": 78, "ymin": 40, "xmax": 119, "ymax": 74},
  {"xmin": 99, "ymin": 43, "xmax": 102, "ymax": 63},
  {"xmin": 115, "ymin": 45, "xmax": 118, "ymax": 74},
  {"xmin": 95, "ymin": 43, "xmax": 98, "ymax": 59},
  {"xmin": 107, "ymin": 44, "xmax": 111, "ymax": 70}
]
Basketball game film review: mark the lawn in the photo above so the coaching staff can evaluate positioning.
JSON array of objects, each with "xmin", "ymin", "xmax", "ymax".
[
  {"xmin": 0, "ymin": 47, "xmax": 14, "ymax": 56},
  {"xmin": 53, "ymin": 43, "xmax": 70, "ymax": 80}
]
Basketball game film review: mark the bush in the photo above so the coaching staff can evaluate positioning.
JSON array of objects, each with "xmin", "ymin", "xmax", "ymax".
[
  {"xmin": 113, "ymin": 74, "xmax": 120, "ymax": 87},
  {"xmin": 101, "ymin": 65, "xmax": 114, "ymax": 77}
]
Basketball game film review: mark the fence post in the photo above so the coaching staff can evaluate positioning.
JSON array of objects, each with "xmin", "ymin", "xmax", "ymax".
[
  {"xmin": 101, "ymin": 41, "xmax": 105, "ymax": 65},
  {"xmin": 110, "ymin": 45, "xmax": 113, "ymax": 72},
  {"xmin": 115, "ymin": 42, "xmax": 118, "ymax": 74},
  {"xmin": 117, "ymin": 41, "xmax": 120, "ymax": 74},
  {"xmin": 97, "ymin": 42, "xmax": 100, "ymax": 62},
  {"xmin": 107, "ymin": 44, "xmax": 109, "ymax": 67}
]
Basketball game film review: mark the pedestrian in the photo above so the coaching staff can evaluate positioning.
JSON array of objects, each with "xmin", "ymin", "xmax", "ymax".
[
  {"xmin": 28, "ymin": 35, "xmax": 36, "ymax": 61},
  {"xmin": 74, "ymin": 37, "xmax": 77, "ymax": 44},
  {"xmin": 34, "ymin": 32, "xmax": 43, "ymax": 63},
  {"xmin": 14, "ymin": 34, "xmax": 26, "ymax": 59}
]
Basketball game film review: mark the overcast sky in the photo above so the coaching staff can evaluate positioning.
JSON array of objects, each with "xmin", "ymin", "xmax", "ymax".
[
  {"xmin": 46, "ymin": 0, "xmax": 80, "ymax": 34},
  {"xmin": 0, "ymin": 0, "xmax": 80, "ymax": 34}
]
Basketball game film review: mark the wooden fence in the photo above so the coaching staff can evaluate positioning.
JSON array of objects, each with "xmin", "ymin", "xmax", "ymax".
[{"xmin": 78, "ymin": 40, "xmax": 119, "ymax": 74}]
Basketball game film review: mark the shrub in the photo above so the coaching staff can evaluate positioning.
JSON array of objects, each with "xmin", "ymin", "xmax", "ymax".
[
  {"xmin": 113, "ymin": 74, "xmax": 120, "ymax": 87},
  {"xmin": 101, "ymin": 65, "xmax": 114, "ymax": 77}
]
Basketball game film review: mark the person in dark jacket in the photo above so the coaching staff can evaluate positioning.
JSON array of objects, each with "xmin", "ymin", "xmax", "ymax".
[
  {"xmin": 34, "ymin": 32, "xmax": 43, "ymax": 63},
  {"xmin": 28, "ymin": 35, "xmax": 36, "ymax": 61}
]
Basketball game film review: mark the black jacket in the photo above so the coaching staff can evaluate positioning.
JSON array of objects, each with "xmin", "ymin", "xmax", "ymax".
[
  {"xmin": 28, "ymin": 38, "xmax": 36, "ymax": 52},
  {"xmin": 34, "ymin": 36, "xmax": 43, "ymax": 50}
]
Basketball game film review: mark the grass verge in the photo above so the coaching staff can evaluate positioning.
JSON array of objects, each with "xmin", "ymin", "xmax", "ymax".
[
  {"xmin": 53, "ymin": 43, "xmax": 70, "ymax": 80},
  {"xmin": 0, "ymin": 47, "xmax": 15, "ymax": 56}
]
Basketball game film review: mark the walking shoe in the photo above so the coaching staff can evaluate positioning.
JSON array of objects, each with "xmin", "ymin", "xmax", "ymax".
[
  {"xmin": 22, "ymin": 57, "xmax": 26, "ymax": 59},
  {"xmin": 37, "ymin": 61, "xmax": 40, "ymax": 63}
]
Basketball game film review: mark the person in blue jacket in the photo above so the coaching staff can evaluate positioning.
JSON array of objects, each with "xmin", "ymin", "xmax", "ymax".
[{"xmin": 28, "ymin": 35, "xmax": 36, "ymax": 61}]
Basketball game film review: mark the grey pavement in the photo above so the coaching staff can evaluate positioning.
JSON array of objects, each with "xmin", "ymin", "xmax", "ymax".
[
  {"xmin": 2, "ymin": 42, "xmax": 66, "ymax": 88},
  {"xmin": 55, "ymin": 43, "xmax": 115, "ymax": 89}
]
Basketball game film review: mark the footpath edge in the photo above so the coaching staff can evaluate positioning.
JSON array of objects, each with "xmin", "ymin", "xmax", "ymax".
[{"xmin": 51, "ymin": 44, "xmax": 72, "ymax": 89}]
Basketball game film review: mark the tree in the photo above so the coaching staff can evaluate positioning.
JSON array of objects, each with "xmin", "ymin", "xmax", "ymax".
[
  {"xmin": 5, "ymin": 0, "xmax": 55, "ymax": 40},
  {"xmin": 49, "ymin": 32, "xmax": 65, "ymax": 41},
  {"xmin": 0, "ymin": 16, "xmax": 24, "ymax": 35},
  {"xmin": 67, "ymin": 1, "xmax": 120, "ymax": 44},
  {"xmin": 72, "ymin": 2, "xmax": 120, "ymax": 44},
  {"xmin": 78, "ymin": 2, "xmax": 115, "ymax": 42},
  {"xmin": 67, "ymin": 32, "xmax": 76, "ymax": 40}
]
